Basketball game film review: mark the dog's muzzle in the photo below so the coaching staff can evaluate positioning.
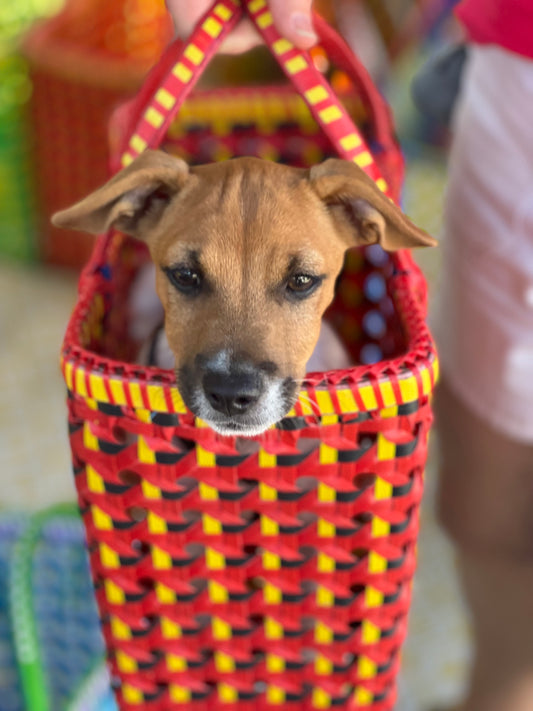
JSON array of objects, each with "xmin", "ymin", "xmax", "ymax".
[{"xmin": 178, "ymin": 352, "xmax": 298, "ymax": 436}]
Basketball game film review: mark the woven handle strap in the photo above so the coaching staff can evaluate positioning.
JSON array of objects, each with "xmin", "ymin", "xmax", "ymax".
[{"xmin": 117, "ymin": 0, "xmax": 393, "ymax": 197}]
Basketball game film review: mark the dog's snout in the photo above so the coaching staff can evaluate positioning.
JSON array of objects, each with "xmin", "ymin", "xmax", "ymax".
[{"xmin": 202, "ymin": 370, "xmax": 262, "ymax": 417}]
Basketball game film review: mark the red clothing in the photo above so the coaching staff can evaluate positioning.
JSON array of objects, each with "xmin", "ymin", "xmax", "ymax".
[{"xmin": 456, "ymin": 0, "xmax": 533, "ymax": 58}]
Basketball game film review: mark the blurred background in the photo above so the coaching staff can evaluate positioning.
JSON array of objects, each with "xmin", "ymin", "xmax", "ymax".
[{"xmin": 0, "ymin": 1, "xmax": 468, "ymax": 709}]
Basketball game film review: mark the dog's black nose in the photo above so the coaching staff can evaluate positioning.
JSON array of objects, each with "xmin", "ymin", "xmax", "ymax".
[{"xmin": 203, "ymin": 370, "xmax": 261, "ymax": 417}]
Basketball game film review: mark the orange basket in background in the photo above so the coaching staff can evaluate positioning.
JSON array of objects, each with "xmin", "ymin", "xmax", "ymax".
[
  {"xmin": 61, "ymin": 1, "xmax": 438, "ymax": 709},
  {"xmin": 21, "ymin": 0, "xmax": 172, "ymax": 268}
]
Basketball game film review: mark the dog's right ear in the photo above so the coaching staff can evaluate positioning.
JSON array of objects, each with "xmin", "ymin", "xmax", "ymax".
[
  {"xmin": 310, "ymin": 158, "xmax": 437, "ymax": 251},
  {"xmin": 52, "ymin": 150, "xmax": 189, "ymax": 240}
]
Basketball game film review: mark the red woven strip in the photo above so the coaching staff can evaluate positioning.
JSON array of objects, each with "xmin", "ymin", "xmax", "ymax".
[
  {"xmin": 246, "ymin": 1, "xmax": 392, "ymax": 198},
  {"xmin": 120, "ymin": 0, "xmax": 242, "ymax": 166}
]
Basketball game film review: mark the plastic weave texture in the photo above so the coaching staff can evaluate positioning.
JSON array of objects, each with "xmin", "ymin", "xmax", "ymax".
[
  {"xmin": 0, "ymin": 509, "xmax": 104, "ymax": 711},
  {"xmin": 61, "ymin": 1, "xmax": 438, "ymax": 709}
]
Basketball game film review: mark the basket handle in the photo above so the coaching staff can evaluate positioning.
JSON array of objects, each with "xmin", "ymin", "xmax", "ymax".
[{"xmin": 114, "ymin": 0, "xmax": 400, "ymax": 199}]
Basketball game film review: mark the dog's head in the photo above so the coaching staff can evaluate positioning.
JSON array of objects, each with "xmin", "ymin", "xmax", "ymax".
[{"xmin": 53, "ymin": 151, "xmax": 435, "ymax": 435}]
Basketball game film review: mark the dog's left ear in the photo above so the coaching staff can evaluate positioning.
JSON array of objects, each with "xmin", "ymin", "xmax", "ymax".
[
  {"xmin": 52, "ymin": 150, "xmax": 189, "ymax": 240},
  {"xmin": 310, "ymin": 158, "xmax": 437, "ymax": 250}
]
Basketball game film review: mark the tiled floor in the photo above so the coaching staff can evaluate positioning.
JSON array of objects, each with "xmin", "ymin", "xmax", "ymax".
[{"xmin": 0, "ymin": 151, "xmax": 471, "ymax": 710}]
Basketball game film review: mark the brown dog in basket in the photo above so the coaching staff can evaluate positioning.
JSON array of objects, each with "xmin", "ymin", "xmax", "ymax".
[
  {"xmin": 55, "ymin": 3, "xmax": 441, "ymax": 710},
  {"xmin": 53, "ymin": 151, "xmax": 434, "ymax": 436}
]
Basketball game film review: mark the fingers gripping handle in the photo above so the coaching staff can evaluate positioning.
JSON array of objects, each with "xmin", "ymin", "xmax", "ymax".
[
  {"xmin": 119, "ymin": 0, "xmax": 392, "ymax": 197},
  {"xmin": 246, "ymin": 1, "xmax": 391, "ymax": 195},
  {"xmin": 119, "ymin": 0, "xmax": 242, "ymax": 169}
]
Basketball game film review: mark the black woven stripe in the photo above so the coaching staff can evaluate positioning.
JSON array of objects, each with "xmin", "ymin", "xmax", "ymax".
[
  {"xmin": 387, "ymin": 553, "xmax": 407, "ymax": 570},
  {"xmin": 285, "ymin": 689, "xmax": 308, "ymax": 702},
  {"xmin": 167, "ymin": 521, "xmax": 198, "ymax": 533},
  {"xmin": 395, "ymin": 436, "xmax": 419, "ymax": 458},
  {"xmin": 231, "ymin": 626, "xmax": 254, "ymax": 637},
  {"xmin": 218, "ymin": 489, "xmax": 252, "ymax": 501},
  {"xmin": 161, "ymin": 488, "xmax": 194, "ymax": 501},
  {"xmin": 276, "ymin": 453, "xmax": 311, "ymax": 466},
  {"xmin": 277, "ymin": 490, "xmax": 306, "ymax": 502},
  {"xmin": 104, "ymin": 482, "xmax": 130, "ymax": 494},
  {"xmin": 110, "ymin": 519, "xmax": 138, "ymax": 531},
  {"xmin": 150, "ymin": 412, "xmax": 180, "ymax": 426},
  {"xmin": 279, "ymin": 557, "xmax": 307, "ymax": 569},
  {"xmin": 380, "ymin": 626, "xmax": 396, "ymax": 639},
  {"xmin": 124, "ymin": 591, "xmax": 147, "ymax": 603},
  {"xmin": 215, "ymin": 454, "xmax": 250, "ymax": 467},
  {"xmin": 337, "ymin": 445, "xmax": 371, "ymax": 463},
  {"xmin": 383, "ymin": 588, "xmax": 401, "ymax": 605},
  {"xmin": 377, "ymin": 659, "xmax": 394, "ymax": 675},
  {"xmin": 98, "ymin": 440, "xmax": 128, "ymax": 455},
  {"xmin": 225, "ymin": 554, "xmax": 253, "ymax": 567},
  {"xmin": 282, "ymin": 591, "xmax": 308, "ymax": 603},
  {"xmin": 278, "ymin": 522, "xmax": 307, "ymax": 534},
  {"xmin": 98, "ymin": 402, "xmax": 123, "ymax": 416},
  {"xmin": 155, "ymin": 451, "xmax": 188, "ymax": 465},
  {"xmin": 283, "ymin": 627, "xmax": 307, "ymax": 639},
  {"xmin": 277, "ymin": 416, "xmax": 307, "ymax": 430},
  {"xmin": 398, "ymin": 401, "xmax": 419, "ymax": 415},
  {"xmin": 336, "ymin": 489, "xmax": 364, "ymax": 503},
  {"xmin": 191, "ymin": 689, "xmax": 212, "ymax": 700},
  {"xmin": 333, "ymin": 629, "xmax": 355, "ymax": 642},
  {"xmin": 285, "ymin": 660, "xmax": 306, "ymax": 671},
  {"xmin": 237, "ymin": 690, "xmax": 258, "ymax": 700},
  {"xmin": 392, "ymin": 479, "xmax": 414, "ymax": 497},
  {"xmin": 390, "ymin": 518, "xmax": 410, "ymax": 534},
  {"xmin": 331, "ymin": 695, "xmax": 352, "ymax": 706},
  {"xmin": 235, "ymin": 658, "xmax": 261, "ymax": 671},
  {"xmin": 228, "ymin": 591, "xmax": 255, "ymax": 602},
  {"xmin": 373, "ymin": 689, "xmax": 390, "ymax": 702},
  {"xmin": 335, "ymin": 559, "xmax": 358, "ymax": 571},
  {"xmin": 335, "ymin": 524, "xmax": 359, "ymax": 536}
]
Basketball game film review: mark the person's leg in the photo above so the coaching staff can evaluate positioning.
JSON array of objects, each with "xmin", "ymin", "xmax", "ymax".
[
  {"xmin": 436, "ymin": 378, "xmax": 533, "ymax": 711},
  {"xmin": 430, "ymin": 43, "xmax": 533, "ymax": 709}
]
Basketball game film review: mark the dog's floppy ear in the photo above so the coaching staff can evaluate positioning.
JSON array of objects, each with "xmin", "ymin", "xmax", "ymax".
[
  {"xmin": 52, "ymin": 150, "xmax": 189, "ymax": 239},
  {"xmin": 310, "ymin": 158, "xmax": 436, "ymax": 251}
]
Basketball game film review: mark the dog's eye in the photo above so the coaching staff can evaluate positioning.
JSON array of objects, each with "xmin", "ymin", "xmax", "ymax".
[
  {"xmin": 165, "ymin": 265, "xmax": 202, "ymax": 294},
  {"xmin": 286, "ymin": 273, "xmax": 321, "ymax": 299}
]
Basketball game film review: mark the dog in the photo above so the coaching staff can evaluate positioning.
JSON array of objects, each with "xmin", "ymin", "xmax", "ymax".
[{"xmin": 53, "ymin": 151, "xmax": 435, "ymax": 436}]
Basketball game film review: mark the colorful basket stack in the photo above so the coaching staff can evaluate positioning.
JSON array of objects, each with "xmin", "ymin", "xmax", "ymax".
[
  {"xmin": 61, "ymin": 2, "xmax": 438, "ymax": 709},
  {"xmin": 0, "ymin": 507, "xmax": 105, "ymax": 711}
]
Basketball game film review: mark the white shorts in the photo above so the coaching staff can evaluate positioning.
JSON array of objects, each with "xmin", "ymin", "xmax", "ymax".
[{"xmin": 434, "ymin": 45, "xmax": 533, "ymax": 443}]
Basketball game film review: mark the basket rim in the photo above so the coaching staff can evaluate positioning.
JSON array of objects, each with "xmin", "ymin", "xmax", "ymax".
[{"xmin": 60, "ymin": 246, "xmax": 438, "ymax": 419}]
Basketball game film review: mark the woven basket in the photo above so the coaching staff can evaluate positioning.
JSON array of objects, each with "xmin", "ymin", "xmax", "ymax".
[
  {"xmin": 21, "ymin": 0, "xmax": 173, "ymax": 268},
  {"xmin": 61, "ymin": 1, "xmax": 438, "ymax": 709}
]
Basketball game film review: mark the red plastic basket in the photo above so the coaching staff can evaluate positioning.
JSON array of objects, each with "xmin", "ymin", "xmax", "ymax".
[{"xmin": 61, "ymin": 2, "xmax": 438, "ymax": 709}]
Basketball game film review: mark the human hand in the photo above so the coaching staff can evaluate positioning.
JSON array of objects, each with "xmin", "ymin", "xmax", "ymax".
[{"xmin": 166, "ymin": 0, "xmax": 317, "ymax": 54}]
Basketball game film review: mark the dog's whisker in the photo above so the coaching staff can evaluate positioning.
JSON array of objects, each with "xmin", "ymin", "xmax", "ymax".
[{"xmin": 297, "ymin": 391, "xmax": 322, "ymax": 415}]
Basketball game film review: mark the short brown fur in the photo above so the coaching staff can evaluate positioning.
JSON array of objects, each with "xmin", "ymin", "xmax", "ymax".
[{"xmin": 53, "ymin": 151, "xmax": 435, "ymax": 434}]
